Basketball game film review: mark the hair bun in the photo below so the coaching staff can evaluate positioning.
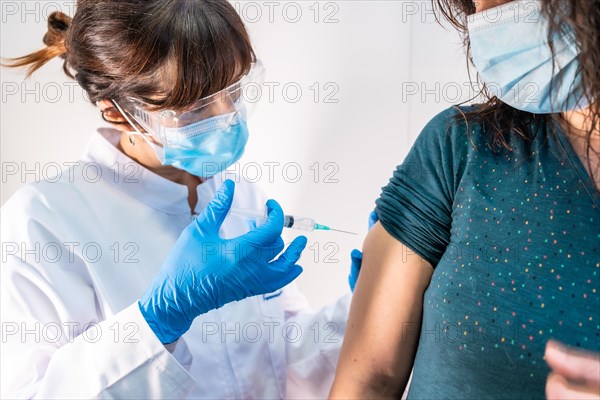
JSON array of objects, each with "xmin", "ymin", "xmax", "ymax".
[{"xmin": 43, "ymin": 11, "xmax": 72, "ymax": 57}]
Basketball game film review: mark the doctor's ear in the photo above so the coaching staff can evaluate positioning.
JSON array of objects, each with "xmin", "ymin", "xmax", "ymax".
[{"xmin": 96, "ymin": 99, "xmax": 135, "ymax": 132}]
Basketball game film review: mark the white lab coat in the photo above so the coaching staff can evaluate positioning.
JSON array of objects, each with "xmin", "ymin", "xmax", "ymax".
[{"xmin": 0, "ymin": 128, "xmax": 350, "ymax": 399}]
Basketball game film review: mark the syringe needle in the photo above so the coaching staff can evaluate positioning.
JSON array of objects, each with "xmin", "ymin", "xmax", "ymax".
[{"xmin": 327, "ymin": 228, "xmax": 358, "ymax": 235}]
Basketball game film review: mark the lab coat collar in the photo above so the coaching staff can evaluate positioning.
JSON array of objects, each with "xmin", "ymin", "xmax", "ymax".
[{"xmin": 82, "ymin": 128, "xmax": 218, "ymax": 216}]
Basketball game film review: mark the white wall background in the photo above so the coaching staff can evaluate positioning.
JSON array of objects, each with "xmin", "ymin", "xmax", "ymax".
[{"xmin": 1, "ymin": 0, "xmax": 471, "ymax": 310}]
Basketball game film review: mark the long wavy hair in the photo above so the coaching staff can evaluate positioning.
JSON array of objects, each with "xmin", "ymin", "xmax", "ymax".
[{"xmin": 433, "ymin": 0, "xmax": 599, "ymax": 180}]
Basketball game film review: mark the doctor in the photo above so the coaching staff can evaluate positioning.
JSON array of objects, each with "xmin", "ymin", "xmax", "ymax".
[{"xmin": 1, "ymin": 1, "xmax": 350, "ymax": 398}]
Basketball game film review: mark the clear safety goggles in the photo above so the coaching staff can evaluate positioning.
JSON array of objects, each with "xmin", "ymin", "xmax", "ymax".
[{"xmin": 112, "ymin": 60, "xmax": 265, "ymax": 146}]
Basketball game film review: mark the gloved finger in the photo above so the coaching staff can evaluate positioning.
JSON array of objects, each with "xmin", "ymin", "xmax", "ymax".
[
  {"xmin": 242, "ymin": 199, "xmax": 284, "ymax": 245},
  {"xmin": 349, "ymin": 249, "xmax": 363, "ymax": 292},
  {"xmin": 257, "ymin": 236, "xmax": 286, "ymax": 262},
  {"xmin": 197, "ymin": 180, "xmax": 235, "ymax": 233},
  {"xmin": 263, "ymin": 264, "xmax": 303, "ymax": 293},
  {"xmin": 351, "ymin": 249, "xmax": 363, "ymax": 262},
  {"xmin": 238, "ymin": 236, "xmax": 285, "ymax": 265},
  {"xmin": 268, "ymin": 236, "xmax": 307, "ymax": 271},
  {"xmin": 260, "ymin": 236, "xmax": 306, "ymax": 292},
  {"xmin": 368, "ymin": 211, "xmax": 379, "ymax": 230}
]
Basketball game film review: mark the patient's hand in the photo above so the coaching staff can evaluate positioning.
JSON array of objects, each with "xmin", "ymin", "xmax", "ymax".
[{"xmin": 545, "ymin": 340, "xmax": 600, "ymax": 400}]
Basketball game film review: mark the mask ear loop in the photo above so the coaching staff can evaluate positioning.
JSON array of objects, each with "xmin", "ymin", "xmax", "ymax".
[{"xmin": 111, "ymin": 100, "xmax": 157, "ymax": 147}]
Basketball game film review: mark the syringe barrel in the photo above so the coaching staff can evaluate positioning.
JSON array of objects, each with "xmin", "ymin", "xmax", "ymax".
[
  {"xmin": 229, "ymin": 208, "xmax": 267, "ymax": 222},
  {"xmin": 283, "ymin": 215, "xmax": 316, "ymax": 231},
  {"xmin": 230, "ymin": 208, "xmax": 316, "ymax": 231}
]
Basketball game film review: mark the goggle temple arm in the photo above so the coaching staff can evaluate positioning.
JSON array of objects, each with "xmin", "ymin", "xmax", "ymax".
[{"xmin": 111, "ymin": 99, "xmax": 157, "ymax": 146}]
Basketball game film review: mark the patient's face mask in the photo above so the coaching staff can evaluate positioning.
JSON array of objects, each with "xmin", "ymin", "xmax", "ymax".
[
  {"xmin": 112, "ymin": 60, "xmax": 265, "ymax": 177},
  {"xmin": 467, "ymin": 1, "xmax": 588, "ymax": 114}
]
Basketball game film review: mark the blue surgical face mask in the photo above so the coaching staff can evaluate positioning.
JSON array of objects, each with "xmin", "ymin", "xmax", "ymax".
[
  {"xmin": 154, "ymin": 112, "xmax": 249, "ymax": 178},
  {"xmin": 467, "ymin": 1, "xmax": 588, "ymax": 114}
]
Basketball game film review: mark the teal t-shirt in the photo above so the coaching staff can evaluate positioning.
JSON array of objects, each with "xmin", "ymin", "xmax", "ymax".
[{"xmin": 375, "ymin": 106, "xmax": 599, "ymax": 399}]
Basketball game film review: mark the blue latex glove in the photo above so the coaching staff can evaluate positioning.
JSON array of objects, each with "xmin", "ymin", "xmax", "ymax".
[
  {"xmin": 348, "ymin": 249, "xmax": 363, "ymax": 292},
  {"xmin": 139, "ymin": 180, "xmax": 307, "ymax": 344},
  {"xmin": 348, "ymin": 211, "xmax": 378, "ymax": 292}
]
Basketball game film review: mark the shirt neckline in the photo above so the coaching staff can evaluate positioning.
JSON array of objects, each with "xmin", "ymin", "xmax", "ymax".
[{"xmin": 552, "ymin": 120, "xmax": 600, "ymax": 211}]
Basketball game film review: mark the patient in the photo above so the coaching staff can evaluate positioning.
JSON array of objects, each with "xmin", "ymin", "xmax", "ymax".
[{"xmin": 330, "ymin": 0, "xmax": 600, "ymax": 398}]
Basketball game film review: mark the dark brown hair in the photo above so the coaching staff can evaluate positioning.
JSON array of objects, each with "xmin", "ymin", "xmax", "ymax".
[
  {"xmin": 433, "ymin": 0, "xmax": 599, "ymax": 175},
  {"xmin": 2, "ymin": 0, "xmax": 256, "ymax": 111}
]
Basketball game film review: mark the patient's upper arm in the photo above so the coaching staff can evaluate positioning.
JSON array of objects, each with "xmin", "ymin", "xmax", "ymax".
[
  {"xmin": 331, "ymin": 108, "xmax": 465, "ymax": 398},
  {"xmin": 330, "ymin": 221, "xmax": 433, "ymax": 398}
]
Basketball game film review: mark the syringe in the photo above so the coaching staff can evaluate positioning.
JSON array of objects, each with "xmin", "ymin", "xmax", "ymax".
[{"xmin": 229, "ymin": 207, "xmax": 356, "ymax": 235}]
